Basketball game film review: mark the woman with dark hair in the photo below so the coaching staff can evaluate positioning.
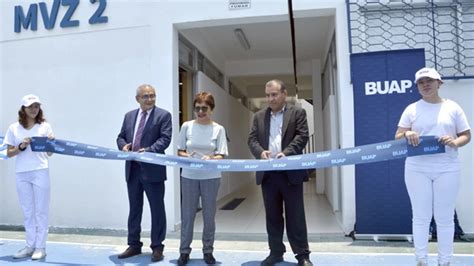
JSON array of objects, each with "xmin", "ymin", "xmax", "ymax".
[
  {"xmin": 176, "ymin": 91, "xmax": 228, "ymax": 265},
  {"xmin": 4, "ymin": 94, "xmax": 54, "ymax": 260}
]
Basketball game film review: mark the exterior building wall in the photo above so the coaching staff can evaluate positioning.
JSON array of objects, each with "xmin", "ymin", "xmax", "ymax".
[
  {"xmin": 1, "ymin": 0, "xmax": 472, "ymax": 234},
  {"xmin": 0, "ymin": 0, "xmax": 306, "ymax": 231}
]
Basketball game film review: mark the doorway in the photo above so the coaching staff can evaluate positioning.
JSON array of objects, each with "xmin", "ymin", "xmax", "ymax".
[{"xmin": 176, "ymin": 12, "xmax": 344, "ymax": 235}]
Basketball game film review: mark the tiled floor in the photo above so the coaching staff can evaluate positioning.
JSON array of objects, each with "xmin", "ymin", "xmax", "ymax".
[
  {"xmin": 193, "ymin": 177, "xmax": 343, "ymax": 234},
  {"xmin": 1, "ymin": 239, "xmax": 473, "ymax": 265}
]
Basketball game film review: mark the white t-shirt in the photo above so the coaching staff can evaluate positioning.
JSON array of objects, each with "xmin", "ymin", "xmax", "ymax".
[
  {"xmin": 177, "ymin": 120, "xmax": 228, "ymax": 179},
  {"xmin": 398, "ymin": 99, "xmax": 470, "ymax": 171},
  {"xmin": 4, "ymin": 122, "xmax": 53, "ymax": 173}
]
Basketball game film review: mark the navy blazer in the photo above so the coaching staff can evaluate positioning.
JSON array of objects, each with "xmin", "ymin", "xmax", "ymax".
[
  {"xmin": 117, "ymin": 106, "xmax": 172, "ymax": 182},
  {"xmin": 248, "ymin": 105, "xmax": 309, "ymax": 185}
]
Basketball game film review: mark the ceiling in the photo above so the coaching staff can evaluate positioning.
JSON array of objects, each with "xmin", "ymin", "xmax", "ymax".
[{"xmin": 180, "ymin": 15, "xmax": 334, "ymax": 108}]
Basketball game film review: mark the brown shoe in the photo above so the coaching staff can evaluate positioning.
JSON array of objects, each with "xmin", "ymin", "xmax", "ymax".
[
  {"xmin": 118, "ymin": 246, "xmax": 141, "ymax": 259},
  {"xmin": 151, "ymin": 249, "xmax": 163, "ymax": 262}
]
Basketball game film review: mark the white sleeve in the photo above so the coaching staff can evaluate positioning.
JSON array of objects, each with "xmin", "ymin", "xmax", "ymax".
[
  {"xmin": 215, "ymin": 125, "xmax": 228, "ymax": 156},
  {"xmin": 455, "ymin": 105, "xmax": 471, "ymax": 134},
  {"xmin": 177, "ymin": 122, "xmax": 188, "ymax": 151},
  {"xmin": 4, "ymin": 124, "xmax": 17, "ymax": 146},
  {"xmin": 43, "ymin": 122, "xmax": 53, "ymax": 137},
  {"xmin": 398, "ymin": 104, "xmax": 413, "ymax": 129}
]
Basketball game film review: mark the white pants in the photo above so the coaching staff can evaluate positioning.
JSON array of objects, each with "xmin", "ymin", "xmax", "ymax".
[
  {"xmin": 405, "ymin": 165, "xmax": 460, "ymax": 264},
  {"xmin": 16, "ymin": 169, "xmax": 50, "ymax": 249}
]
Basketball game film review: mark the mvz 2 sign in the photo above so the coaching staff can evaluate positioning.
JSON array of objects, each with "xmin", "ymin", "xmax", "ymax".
[{"xmin": 14, "ymin": 0, "xmax": 108, "ymax": 33}]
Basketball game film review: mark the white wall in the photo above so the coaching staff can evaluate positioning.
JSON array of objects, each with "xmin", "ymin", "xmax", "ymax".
[
  {"xmin": 440, "ymin": 80, "xmax": 474, "ymax": 232},
  {"xmin": 323, "ymin": 96, "xmax": 340, "ymax": 212},
  {"xmin": 299, "ymin": 100, "xmax": 314, "ymax": 136},
  {"xmin": 0, "ymin": 0, "xmax": 178, "ymax": 230},
  {"xmin": 1, "ymin": 0, "xmax": 471, "ymax": 235},
  {"xmin": 0, "ymin": 0, "xmax": 292, "ymax": 231},
  {"xmin": 311, "ymin": 59, "xmax": 325, "ymax": 195},
  {"xmin": 1, "ymin": 25, "xmax": 154, "ymax": 229},
  {"xmin": 334, "ymin": 0, "xmax": 356, "ymax": 234},
  {"xmin": 195, "ymin": 72, "xmax": 254, "ymax": 200}
]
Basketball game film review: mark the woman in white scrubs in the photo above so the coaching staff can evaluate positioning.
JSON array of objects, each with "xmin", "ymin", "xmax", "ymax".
[
  {"xmin": 395, "ymin": 68, "xmax": 471, "ymax": 266},
  {"xmin": 4, "ymin": 94, "xmax": 54, "ymax": 260}
]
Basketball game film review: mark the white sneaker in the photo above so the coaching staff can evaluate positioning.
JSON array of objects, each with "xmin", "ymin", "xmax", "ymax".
[
  {"xmin": 13, "ymin": 246, "xmax": 34, "ymax": 259},
  {"xmin": 31, "ymin": 248, "xmax": 46, "ymax": 260}
]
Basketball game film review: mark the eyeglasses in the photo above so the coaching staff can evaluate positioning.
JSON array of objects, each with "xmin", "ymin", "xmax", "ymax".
[
  {"xmin": 140, "ymin": 94, "xmax": 156, "ymax": 100},
  {"xmin": 194, "ymin": 106, "xmax": 209, "ymax": 113}
]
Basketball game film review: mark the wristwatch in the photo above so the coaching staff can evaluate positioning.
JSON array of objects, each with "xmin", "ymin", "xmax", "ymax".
[{"xmin": 18, "ymin": 143, "xmax": 27, "ymax": 151}]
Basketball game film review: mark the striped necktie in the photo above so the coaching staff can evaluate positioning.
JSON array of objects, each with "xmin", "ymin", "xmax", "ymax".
[{"xmin": 132, "ymin": 111, "xmax": 147, "ymax": 151}]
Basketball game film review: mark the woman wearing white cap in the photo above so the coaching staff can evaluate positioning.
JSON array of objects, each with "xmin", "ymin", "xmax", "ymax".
[
  {"xmin": 4, "ymin": 94, "xmax": 54, "ymax": 260},
  {"xmin": 395, "ymin": 68, "xmax": 471, "ymax": 266}
]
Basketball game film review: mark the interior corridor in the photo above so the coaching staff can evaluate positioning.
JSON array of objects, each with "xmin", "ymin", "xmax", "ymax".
[{"xmin": 193, "ymin": 177, "xmax": 344, "ymax": 235}]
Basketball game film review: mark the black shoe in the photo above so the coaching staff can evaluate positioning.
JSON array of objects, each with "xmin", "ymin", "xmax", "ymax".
[
  {"xmin": 297, "ymin": 257, "xmax": 313, "ymax": 266},
  {"xmin": 151, "ymin": 249, "xmax": 163, "ymax": 262},
  {"xmin": 203, "ymin": 253, "xmax": 216, "ymax": 264},
  {"xmin": 177, "ymin": 253, "xmax": 190, "ymax": 265},
  {"xmin": 118, "ymin": 246, "xmax": 141, "ymax": 259},
  {"xmin": 261, "ymin": 254, "xmax": 283, "ymax": 266}
]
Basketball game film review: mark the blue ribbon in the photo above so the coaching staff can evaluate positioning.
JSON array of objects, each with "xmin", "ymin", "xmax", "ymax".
[
  {"xmin": 27, "ymin": 136, "xmax": 444, "ymax": 171},
  {"xmin": 0, "ymin": 136, "xmax": 7, "ymax": 160}
]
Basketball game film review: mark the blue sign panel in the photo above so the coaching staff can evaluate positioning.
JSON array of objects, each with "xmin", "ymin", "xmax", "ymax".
[{"xmin": 352, "ymin": 49, "xmax": 425, "ymax": 234}]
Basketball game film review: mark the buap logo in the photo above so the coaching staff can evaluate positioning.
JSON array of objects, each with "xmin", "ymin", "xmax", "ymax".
[
  {"xmin": 392, "ymin": 149, "xmax": 407, "ymax": 156},
  {"xmin": 302, "ymin": 161, "xmax": 316, "ymax": 167},
  {"xmin": 244, "ymin": 164, "xmax": 258, "ymax": 169},
  {"xmin": 272, "ymin": 163, "xmax": 287, "ymax": 168},
  {"xmin": 316, "ymin": 152, "xmax": 331, "ymax": 158},
  {"xmin": 54, "ymin": 147, "xmax": 65, "ymax": 152},
  {"xmin": 346, "ymin": 148, "xmax": 361, "ymax": 154},
  {"xmin": 424, "ymin": 146, "xmax": 439, "ymax": 152},
  {"xmin": 331, "ymin": 158, "xmax": 346, "ymax": 164},
  {"xmin": 365, "ymin": 80, "xmax": 413, "ymax": 95},
  {"xmin": 190, "ymin": 163, "xmax": 204, "ymax": 168},
  {"xmin": 361, "ymin": 154, "xmax": 376, "ymax": 160},
  {"xmin": 376, "ymin": 143, "xmax": 392, "ymax": 150},
  {"xmin": 74, "ymin": 150, "xmax": 85, "ymax": 155},
  {"xmin": 287, "ymin": 156, "xmax": 302, "ymax": 161}
]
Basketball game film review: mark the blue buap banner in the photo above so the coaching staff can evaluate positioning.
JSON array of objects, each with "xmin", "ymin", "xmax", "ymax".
[
  {"xmin": 351, "ymin": 49, "xmax": 425, "ymax": 235},
  {"xmin": 28, "ymin": 136, "xmax": 444, "ymax": 172}
]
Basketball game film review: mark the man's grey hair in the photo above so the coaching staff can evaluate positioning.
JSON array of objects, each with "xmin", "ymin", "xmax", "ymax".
[
  {"xmin": 136, "ymin": 84, "xmax": 155, "ymax": 96},
  {"xmin": 265, "ymin": 79, "xmax": 286, "ymax": 92}
]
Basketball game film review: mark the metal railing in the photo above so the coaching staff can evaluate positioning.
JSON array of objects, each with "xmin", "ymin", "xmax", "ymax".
[{"xmin": 347, "ymin": 0, "xmax": 474, "ymax": 79}]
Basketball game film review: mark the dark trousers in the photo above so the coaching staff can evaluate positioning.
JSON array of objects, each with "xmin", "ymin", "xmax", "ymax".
[
  {"xmin": 127, "ymin": 162, "xmax": 166, "ymax": 251},
  {"xmin": 261, "ymin": 171, "xmax": 310, "ymax": 256}
]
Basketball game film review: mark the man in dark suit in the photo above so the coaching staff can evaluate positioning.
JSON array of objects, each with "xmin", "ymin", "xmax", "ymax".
[
  {"xmin": 248, "ymin": 79, "xmax": 313, "ymax": 266},
  {"xmin": 116, "ymin": 84, "xmax": 172, "ymax": 262}
]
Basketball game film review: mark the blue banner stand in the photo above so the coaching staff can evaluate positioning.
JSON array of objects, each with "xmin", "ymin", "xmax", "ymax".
[{"xmin": 351, "ymin": 49, "xmax": 425, "ymax": 238}]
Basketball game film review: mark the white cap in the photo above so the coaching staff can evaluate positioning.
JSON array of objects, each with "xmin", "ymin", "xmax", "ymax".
[
  {"xmin": 415, "ymin": 67, "xmax": 442, "ymax": 83},
  {"xmin": 21, "ymin": 94, "xmax": 41, "ymax": 107}
]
